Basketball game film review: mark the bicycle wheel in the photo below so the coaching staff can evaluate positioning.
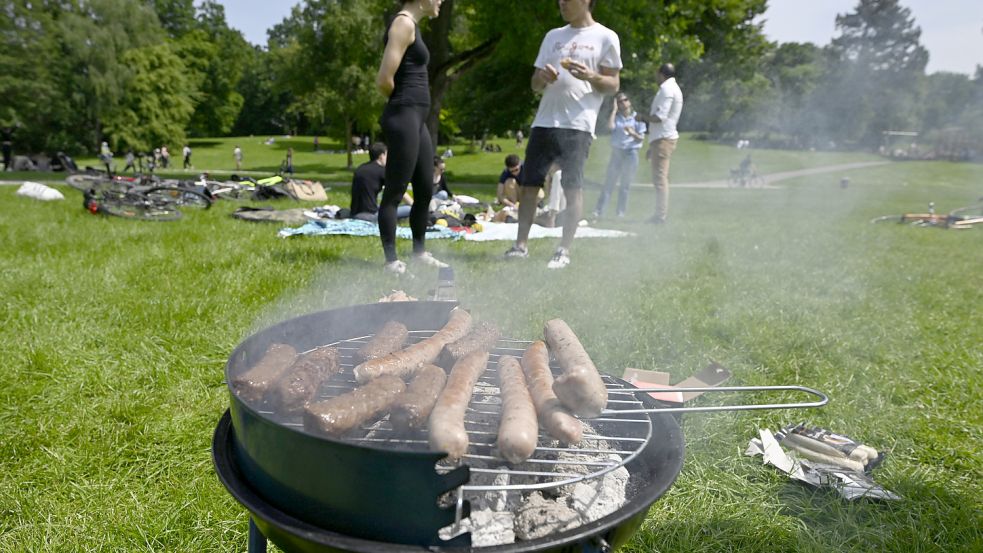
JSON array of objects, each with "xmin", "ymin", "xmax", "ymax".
[
  {"xmin": 144, "ymin": 186, "xmax": 212, "ymax": 210},
  {"xmin": 95, "ymin": 192, "xmax": 183, "ymax": 222}
]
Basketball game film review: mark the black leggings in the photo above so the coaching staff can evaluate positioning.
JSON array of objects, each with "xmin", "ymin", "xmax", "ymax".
[{"xmin": 379, "ymin": 103, "xmax": 433, "ymax": 262}]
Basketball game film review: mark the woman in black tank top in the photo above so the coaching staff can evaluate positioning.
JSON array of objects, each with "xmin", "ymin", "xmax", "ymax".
[{"xmin": 374, "ymin": 0, "xmax": 446, "ymax": 275}]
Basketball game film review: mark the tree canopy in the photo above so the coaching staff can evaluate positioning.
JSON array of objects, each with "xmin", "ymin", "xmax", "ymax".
[{"xmin": 2, "ymin": 0, "xmax": 980, "ymax": 159}]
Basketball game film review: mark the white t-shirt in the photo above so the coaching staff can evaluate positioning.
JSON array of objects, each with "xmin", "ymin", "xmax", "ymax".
[
  {"xmin": 532, "ymin": 23, "xmax": 622, "ymax": 136},
  {"xmin": 648, "ymin": 77, "xmax": 683, "ymax": 141}
]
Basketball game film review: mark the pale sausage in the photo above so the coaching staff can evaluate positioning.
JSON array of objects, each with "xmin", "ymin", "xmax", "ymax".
[
  {"xmin": 544, "ymin": 319, "xmax": 608, "ymax": 418},
  {"xmin": 303, "ymin": 375, "xmax": 406, "ymax": 437},
  {"xmin": 389, "ymin": 364, "xmax": 448, "ymax": 433},
  {"xmin": 520, "ymin": 341, "xmax": 583, "ymax": 444},
  {"xmin": 353, "ymin": 308, "xmax": 472, "ymax": 384},
  {"xmin": 497, "ymin": 355, "xmax": 539, "ymax": 463},
  {"xmin": 354, "ymin": 321, "xmax": 409, "ymax": 364},
  {"xmin": 438, "ymin": 321, "xmax": 500, "ymax": 368},
  {"xmin": 428, "ymin": 350, "xmax": 489, "ymax": 460}
]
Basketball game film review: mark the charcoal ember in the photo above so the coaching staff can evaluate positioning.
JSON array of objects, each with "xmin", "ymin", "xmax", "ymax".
[{"xmin": 514, "ymin": 492, "xmax": 581, "ymax": 540}]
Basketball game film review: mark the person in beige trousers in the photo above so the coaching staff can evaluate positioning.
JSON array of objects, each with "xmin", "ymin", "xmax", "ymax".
[{"xmin": 639, "ymin": 63, "xmax": 683, "ymax": 224}]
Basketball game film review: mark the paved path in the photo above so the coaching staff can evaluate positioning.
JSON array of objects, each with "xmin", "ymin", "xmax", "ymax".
[{"xmin": 672, "ymin": 161, "xmax": 889, "ymax": 189}]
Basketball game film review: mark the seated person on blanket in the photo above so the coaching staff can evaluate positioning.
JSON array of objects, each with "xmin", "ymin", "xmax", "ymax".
[
  {"xmin": 432, "ymin": 156, "xmax": 454, "ymax": 201},
  {"xmin": 351, "ymin": 142, "xmax": 411, "ymax": 222},
  {"xmin": 495, "ymin": 154, "xmax": 544, "ymax": 221}
]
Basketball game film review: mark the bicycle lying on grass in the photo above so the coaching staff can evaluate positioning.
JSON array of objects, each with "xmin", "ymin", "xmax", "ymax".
[
  {"xmin": 870, "ymin": 202, "xmax": 983, "ymax": 229},
  {"xmin": 82, "ymin": 181, "xmax": 211, "ymax": 221}
]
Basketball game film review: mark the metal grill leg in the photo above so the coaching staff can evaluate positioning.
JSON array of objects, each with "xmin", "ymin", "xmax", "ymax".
[{"xmin": 248, "ymin": 518, "xmax": 267, "ymax": 553}]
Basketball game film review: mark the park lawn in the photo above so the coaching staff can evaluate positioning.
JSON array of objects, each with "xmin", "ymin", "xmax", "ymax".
[
  {"xmin": 62, "ymin": 133, "xmax": 882, "ymax": 188},
  {"xmin": 1, "ymin": 154, "xmax": 981, "ymax": 552}
]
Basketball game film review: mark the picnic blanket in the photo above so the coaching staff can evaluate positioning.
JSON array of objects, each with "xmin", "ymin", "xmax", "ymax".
[
  {"xmin": 461, "ymin": 221, "xmax": 635, "ymax": 241},
  {"xmin": 278, "ymin": 219, "xmax": 634, "ymax": 241},
  {"xmin": 278, "ymin": 219, "xmax": 464, "ymax": 239}
]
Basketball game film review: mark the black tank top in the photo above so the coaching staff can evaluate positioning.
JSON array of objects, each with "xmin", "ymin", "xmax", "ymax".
[{"xmin": 384, "ymin": 13, "xmax": 430, "ymax": 107}]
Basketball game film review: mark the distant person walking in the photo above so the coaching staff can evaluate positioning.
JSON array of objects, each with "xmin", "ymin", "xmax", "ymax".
[
  {"xmin": 503, "ymin": 0, "xmax": 622, "ymax": 269},
  {"xmin": 313, "ymin": 135, "xmax": 319, "ymax": 152},
  {"xmin": 160, "ymin": 145, "xmax": 170, "ymax": 168},
  {"xmin": 233, "ymin": 145, "xmax": 243, "ymax": 171},
  {"xmin": 182, "ymin": 145, "xmax": 192, "ymax": 169},
  {"xmin": 123, "ymin": 150, "xmax": 136, "ymax": 173},
  {"xmin": 638, "ymin": 63, "xmax": 683, "ymax": 224},
  {"xmin": 374, "ymin": 0, "xmax": 447, "ymax": 275},
  {"xmin": 99, "ymin": 141, "xmax": 113, "ymax": 174},
  {"xmin": 284, "ymin": 148, "xmax": 294, "ymax": 176},
  {"xmin": 593, "ymin": 91, "xmax": 646, "ymax": 218}
]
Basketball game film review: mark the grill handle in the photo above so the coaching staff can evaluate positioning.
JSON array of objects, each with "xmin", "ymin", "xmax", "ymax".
[{"xmin": 602, "ymin": 385, "xmax": 828, "ymax": 415}]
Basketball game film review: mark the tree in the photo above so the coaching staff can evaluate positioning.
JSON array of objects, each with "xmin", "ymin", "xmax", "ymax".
[
  {"xmin": 824, "ymin": 0, "xmax": 929, "ymax": 147},
  {"xmin": 275, "ymin": 0, "xmax": 388, "ymax": 168},
  {"xmin": 183, "ymin": 1, "xmax": 250, "ymax": 137},
  {"xmin": 101, "ymin": 43, "xmax": 195, "ymax": 152}
]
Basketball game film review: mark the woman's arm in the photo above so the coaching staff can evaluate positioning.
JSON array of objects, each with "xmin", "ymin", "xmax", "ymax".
[{"xmin": 376, "ymin": 16, "xmax": 416, "ymax": 98}]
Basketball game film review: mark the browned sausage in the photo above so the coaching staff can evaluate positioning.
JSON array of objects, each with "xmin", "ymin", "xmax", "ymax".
[
  {"xmin": 265, "ymin": 346, "xmax": 340, "ymax": 414},
  {"xmin": 303, "ymin": 375, "xmax": 406, "ymax": 437},
  {"xmin": 232, "ymin": 343, "xmax": 298, "ymax": 403},
  {"xmin": 544, "ymin": 319, "xmax": 608, "ymax": 418},
  {"xmin": 428, "ymin": 350, "xmax": 489, "ymax": 460},
  {"xmin": 520, "ymin": 341, "xmax": 583, "ymax": 444},
  {"xmin": 353, "ymin": 321, "xmax": 409, "ymax": 364},
  {"xmin": 497, "ymin": 355, "xmax": 539, "ymax": 463},
  {"xmin": 354, "ymin": 308, "xmax": 472, "ymax": 384},
  {"xmin": 438, "ymin": 321, "xmax": 500, "ymax": 368},
  {"xmin": 389, "ymin": 364, "xmax": 448, "ymax": 433}
]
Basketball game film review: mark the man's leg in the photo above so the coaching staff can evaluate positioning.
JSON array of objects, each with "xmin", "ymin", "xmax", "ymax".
[
  {"xmin": 559, "ymin": 185, "xmax": 582, "ymax": 250},
  {"xmin": 650, "ymin": 138, "xmax": 677, "ymax": 222},
  {"xmin": 515, "ymin": 186, "xmax": 541, "ymax": 250}
]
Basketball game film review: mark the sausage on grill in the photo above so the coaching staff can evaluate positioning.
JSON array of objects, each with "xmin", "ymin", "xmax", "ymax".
[
  {"xmin": 497, "ymin": 355, "xmax": 539, "ymax": 464},
  {"xmin": 521, "ymin": 341, "xmax": 583, "ymax": 445},
  {"xmin": 428, "ymin": 350, "xmax": 489, "ymax": 460},
  {"xmin": 265, "ymin": 346, "xmax": 340, "ymax": 413},
  {"xmin": 389, "ymin": 364, "xmax": 448, "ymax": 433},
  {"xmin": 354, "ymin": 321, "xmax": 409, "ymax": 364},
  {"xmin": 303, "ymin": 375, "xmax": 406, "ymax": 437},
  {"xmin": 354, "ymin": 308, "xmax": 472, "ymax": 384},
  {"xmin": 544, "ymin": 319, "xmax": 608, "ymax": 418},
  {"xmin": 232, "ymin": 343, "xmax": 298, "ymax": 403},
  {"xmin": 438, "ymin": 321, "xmax": 500, "ymax": 368}
]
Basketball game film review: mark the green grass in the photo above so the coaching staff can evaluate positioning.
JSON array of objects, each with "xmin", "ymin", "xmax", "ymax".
[{"xmin": 1, "ymin": 142, "xmax": 981, "ymax": 552}]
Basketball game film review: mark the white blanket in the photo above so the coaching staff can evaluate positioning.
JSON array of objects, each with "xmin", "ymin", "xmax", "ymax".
[{"xmin": 465, "ymin": 221, "xmax": 634, "ymax": 242}]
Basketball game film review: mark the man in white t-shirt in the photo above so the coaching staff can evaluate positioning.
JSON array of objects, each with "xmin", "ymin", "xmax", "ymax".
[
  {"xmin": 639, "ymin": 63, "xmax": 683, "ymax": 224},
  {"xmin": 503, "ymin": 0, "xmax": 622, "ymax": 269}
]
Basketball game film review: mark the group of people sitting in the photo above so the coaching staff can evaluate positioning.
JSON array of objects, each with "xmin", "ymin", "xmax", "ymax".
[{"xmin": 349, "ymin": 145, "xmax": 567, "ymax": 228}]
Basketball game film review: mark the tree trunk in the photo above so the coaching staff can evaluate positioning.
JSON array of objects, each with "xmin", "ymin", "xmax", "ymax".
[
  {"xmin": 345, "ymin": 118, "xmax": 353, "ymax": 169},
  {"xmin": 424, "ymin": 0, "xmax": 500, "ymax": 147}
]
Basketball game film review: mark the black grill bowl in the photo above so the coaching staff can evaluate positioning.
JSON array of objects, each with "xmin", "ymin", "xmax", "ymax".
[{"xmin": 217, "ymin": 302, "xmax": 685, "ymax": 552}]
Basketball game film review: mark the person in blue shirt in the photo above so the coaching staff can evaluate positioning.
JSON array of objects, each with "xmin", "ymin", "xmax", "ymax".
[{"xmin": 593, "ymin": 92, "xmax": 646, "ymax": 218}]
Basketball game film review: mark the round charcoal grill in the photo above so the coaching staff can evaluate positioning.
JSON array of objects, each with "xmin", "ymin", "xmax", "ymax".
[{"xmin": 214, "ymin": 300, "xmax": 827, "ymax": 553}]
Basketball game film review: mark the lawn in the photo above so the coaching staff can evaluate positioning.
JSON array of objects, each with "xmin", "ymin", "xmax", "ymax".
[{"xmin": 1, "ymin": 141, "xmax": 981, "ymax": 552}]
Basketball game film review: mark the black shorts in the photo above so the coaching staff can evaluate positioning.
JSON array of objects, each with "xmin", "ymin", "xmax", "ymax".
[{"xmin": 520, "ymin": 127, "xmax": 593, "ymax": 189}]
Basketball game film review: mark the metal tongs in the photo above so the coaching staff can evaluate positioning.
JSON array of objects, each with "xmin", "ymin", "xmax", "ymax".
[{"xmin": 603, "ymin": 384, "xmax": 828, "ymax": 415}]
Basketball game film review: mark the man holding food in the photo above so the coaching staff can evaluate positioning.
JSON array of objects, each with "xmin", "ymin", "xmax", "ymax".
[{"xmin": 503, "ymin": 0, "xmax": 622, "ymax": 269}]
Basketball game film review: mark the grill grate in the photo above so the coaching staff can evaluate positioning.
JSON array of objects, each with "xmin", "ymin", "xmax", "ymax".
[{"xmin": 251, "ymin": 330, "xmax": 655, "ymax": 494}]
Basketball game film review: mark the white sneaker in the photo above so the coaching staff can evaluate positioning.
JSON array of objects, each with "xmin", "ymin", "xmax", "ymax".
[
  {"xmin": 383, "ymin": 260, "xmax": 407, "ymax": 275},
  {"xmin": 412, "ymin": 252, "xmax": 449, "ymax": 268},
  {"xmin": 547, "ymin": 247, "xmax": 571, "ymax": 270}
]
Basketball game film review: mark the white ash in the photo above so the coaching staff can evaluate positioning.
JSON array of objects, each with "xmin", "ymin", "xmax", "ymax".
[{"xmin": 438, "ymin": 422, "xmax": 630, "ymax": 547}]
